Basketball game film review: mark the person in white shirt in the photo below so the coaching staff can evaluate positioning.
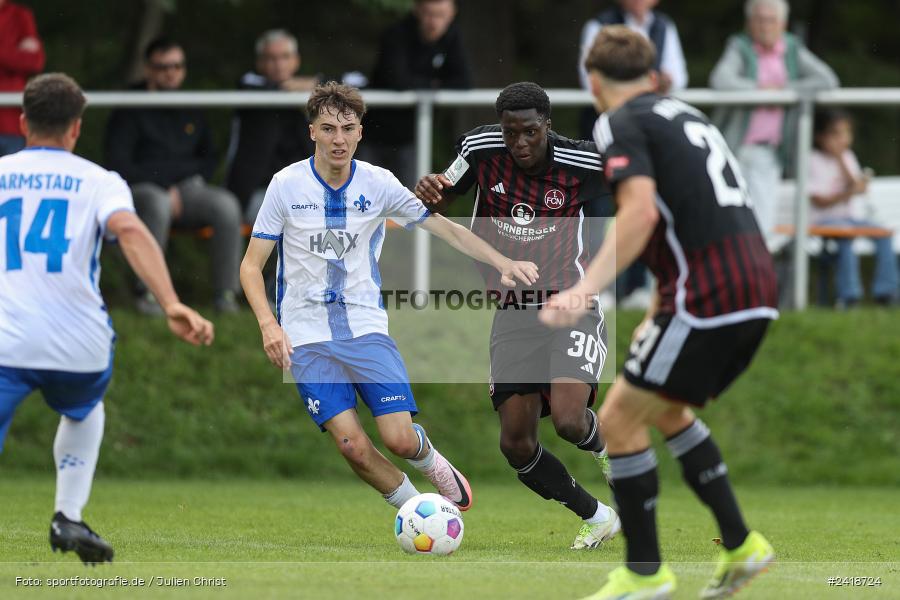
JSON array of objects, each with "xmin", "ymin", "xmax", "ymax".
[
  {"xmin": 0, "ymin": 73, "xmax": 213, "ymax": 563},
  {"xmin": 241, "ymin": 82, "xmax": 538, "ymax": 515},
  {"xmin": 808, "ymin": 108, "xmax": 898, "ymax": 306}
]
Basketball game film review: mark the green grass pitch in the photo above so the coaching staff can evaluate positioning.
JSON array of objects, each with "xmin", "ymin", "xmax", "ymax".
[{"xmin": 1, "ymin": 478, "xmax": 897, "ymax": 599}]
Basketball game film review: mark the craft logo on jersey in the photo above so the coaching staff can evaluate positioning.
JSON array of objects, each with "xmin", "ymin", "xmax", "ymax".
[
  {"xmin": 354, "ymin": 194, "xmax": 371, "ymax": 213},
  {"xmin": 309, "ymin": 230, "xmax": 359, "ymax": 259},
  {"xmin": 307, "ymin": 398, "xmax": 320, "ymax": 415},
  {"xmin": 511, "ymin": 203, "xmax": 535, "ymax": 226},
  {"xmin": 544, "ymin": 188, "xmax": 565, "ymax": 209}
]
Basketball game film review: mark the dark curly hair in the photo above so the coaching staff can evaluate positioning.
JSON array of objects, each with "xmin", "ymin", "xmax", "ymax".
[{"xmin": 495, "ymin": 82, "xmax": 551, "ymax": 120}]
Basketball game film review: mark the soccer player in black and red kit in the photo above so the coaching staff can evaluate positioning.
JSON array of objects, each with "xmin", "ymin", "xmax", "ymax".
[
  {"xmin": 415, "ymin": 82, "xmax": 620, "ymax": 550},
  {"xmin": 543, "ymin": 27, "xmax": 777, "ymax": 599}
]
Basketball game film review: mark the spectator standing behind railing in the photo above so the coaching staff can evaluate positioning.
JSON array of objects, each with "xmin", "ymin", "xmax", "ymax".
[
  {"xmin": 577, "ymin": 0, "xmax": 687, "ymax": 98},
  {"xmin": 226, "ymin": 29, "xmax": 317, "ymax": 224},
  {"xmin": 0, "ymin": 0, "xmax": 45, "ymax": 156},
  {"xmin": 104, "ymin": 37, "xmax": 242, "ymax": 315},
  {"xmin": 576, "ymin": 0, "xmax": 687, "ymax": 309},
  {"xmin": 809, "ymin": 109, "xmax": 898, "ymax": 308},
  {"xmin": 361, "ymin": 0, "xmax": 472, "ymax": 188},
  {"xmin": 710, "ymin": 0, "xmax": 838, "ymax": 248}
]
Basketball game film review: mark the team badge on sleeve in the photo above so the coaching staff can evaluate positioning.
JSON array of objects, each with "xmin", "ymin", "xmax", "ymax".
[
  {"xmin": 443, "ymin": 154, "xmax": 470, "ymax": 186},
  {"xmin": 605, "ymin": 156, "xmax": 630, "ymax": 179}
]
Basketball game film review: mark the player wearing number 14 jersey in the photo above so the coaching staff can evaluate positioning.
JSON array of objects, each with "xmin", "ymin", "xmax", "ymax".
[
  {"xmin": 415, "ymin": 82, "xmax": 620, "ymax": 551},
  {"xmin": 0, "ymin": 74, "xmax": 214, "ymax": 565}
]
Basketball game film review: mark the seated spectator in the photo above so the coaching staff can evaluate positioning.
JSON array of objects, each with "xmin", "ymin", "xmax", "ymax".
[
  {"xmin": 226, "ymin": 29, "xmax": 316, "ymax": 223},
  {"xmin": 809, "ymin": 109, "xmax": 898, "ymax": 307},
  {"xmin": 362, "ymin": 0, "xmax": 471, "ymax": 187},
  {"xmin": 105, "ymin": 37, "xmax": 242, "ymax": 314},
  {"xmin": 577, "ymin": 0, "xmax": 686, "ymax": 309},
  {"xmin": 710, "ymin": 0, "xmax": 838, "ymax": 247},
  {"xmin": 0, "ymin": 0, "xmax": 45, "ymax": 156}
]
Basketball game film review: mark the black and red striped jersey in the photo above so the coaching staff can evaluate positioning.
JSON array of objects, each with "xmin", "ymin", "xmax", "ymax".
[
  {"xmin": 442, "ymin": 125, "xmax": 613, "ymax": 298},
  {"xmin": 595, "ymin": 92, "xmax": 778, "ymax": 324}
]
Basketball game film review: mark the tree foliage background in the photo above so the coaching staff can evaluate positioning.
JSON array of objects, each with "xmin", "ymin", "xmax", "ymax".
[{"xmin": 25, "ymin": 0, "xmax": 900, "ymax": 174}]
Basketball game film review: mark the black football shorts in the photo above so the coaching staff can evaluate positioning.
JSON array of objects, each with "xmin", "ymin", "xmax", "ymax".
[
  {"xmin": 623, "ymin": 312, "xmax": 770, "ymax": 406},
  {"xmin": 488, "ymin": 305, "xmax": 607, "ymax": 416}
]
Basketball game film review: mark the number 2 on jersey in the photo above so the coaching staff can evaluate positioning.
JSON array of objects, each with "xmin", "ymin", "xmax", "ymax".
[
  {"xmin": 683, "ymin": 121, "xmax": 751, "ymax": 208},
  {"xmin": 0, "ymin": 198, "xmax": 71, "ymax": 272}
]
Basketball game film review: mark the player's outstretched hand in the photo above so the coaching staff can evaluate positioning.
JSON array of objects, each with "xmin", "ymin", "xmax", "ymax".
[
  {"xmin": 164, "ymin": 302, "xmax": 215, "ymax": 346},
  {"xmin": 499, "ymin": 260, "xmax": 539, "ymax": 288},
  {"xmin": 415, "ymin": 174, "xmax": 452, "ymax": 205},
  {"xmin": 261, "ymin": 320, "xmax": 293, "ymax": 370},
  {"xmin": 539, "ymin": 286, "xmax": 593, "ymax": 328}
]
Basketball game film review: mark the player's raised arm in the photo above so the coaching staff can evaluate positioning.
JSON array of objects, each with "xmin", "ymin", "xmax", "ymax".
[
  {"xmin": 419, "ymin": 214, "xmax": 538, "ymax": 287},
  {"xmin": 106, "ymin": 211, "xmax": 214, "ymax": 346},
  {"xmin": 240, "ymin": 237, "xmax": 292, "ymax": 369}
]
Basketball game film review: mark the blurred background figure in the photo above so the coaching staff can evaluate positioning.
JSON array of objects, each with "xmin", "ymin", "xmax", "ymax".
[
  {"xmin": 226, "ymin": 29, "xmax": 317, "ymax": 224},
  {"xmin": 710, "ymin": 0, "xmax": 838, "ymax": 248},
  {"xmin": 105, "ymin": 37, "xmax": 242, "ymax": 315},
  {"xmin": 809, "ymin": 108, "xmax": 898, "ymax": 308},
  {"xmin": 577, "ymin": 0, "xmax": 687, "ymax": 309},
  {"xmin": 578, "ymin": 0, "xmax": 686, "ymax": 98},
  {"xmin": 0, "ymin": 0, "xmax": 44, "ymax": 156},
  {"xmin": 361, "ymin": 0, "xmax": 472, "ymax": 188}
]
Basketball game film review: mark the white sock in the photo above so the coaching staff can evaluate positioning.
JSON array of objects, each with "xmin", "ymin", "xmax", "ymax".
[
  {"xmin": 54, "ymin": 402, "xmax": 105, "ymax": 522},
  {"xmin": 406, "ymin": 424, "xmax": 436, "ymax": 472},
  {"xmin": 383, "ymin": 473, "xmax": 420, "ymax": 509},
  {"xmin": 585, "ymin": 501, "xmax": 612, "ymax": 525}
]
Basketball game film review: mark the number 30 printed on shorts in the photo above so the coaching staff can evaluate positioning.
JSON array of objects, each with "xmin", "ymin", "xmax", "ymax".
[{"xmin": 567, "ymin": 329, "xmax": 608, "ymax": 371}]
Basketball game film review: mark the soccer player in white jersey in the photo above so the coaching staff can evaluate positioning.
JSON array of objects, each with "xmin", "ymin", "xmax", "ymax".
[
  {"xmin": 241, "ymin": 82, "xmax": 539, "ymax": 513},
  {"xmin": 0, "ymin": 74, "xmax": 214, "ymax": 564}
]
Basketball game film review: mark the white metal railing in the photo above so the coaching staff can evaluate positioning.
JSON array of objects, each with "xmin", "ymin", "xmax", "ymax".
[{"xmin": 2, "ymin": 88, "xmax": 898, "ymax": 308}]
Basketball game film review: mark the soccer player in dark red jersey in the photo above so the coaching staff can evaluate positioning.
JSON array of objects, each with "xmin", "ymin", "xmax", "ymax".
[
  {"xmin": 542, "ymin": 27, "xmax": 776, "ymax": 599},
  {"xmin": 415, "ymin": 82, "xmax": 620, "ymax": 550}
]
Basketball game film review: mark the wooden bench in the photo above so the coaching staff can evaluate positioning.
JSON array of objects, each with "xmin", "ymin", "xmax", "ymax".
[
  {"xmin": 773, "ymin": 177, "xmax": 899, "ymax": 304},
  {"xmin": 772, "ymin": 176, "xmax": 900, "ymax": 255},
  {"xmin": 189, "ymin": 223, "xmax": 253, "ymax": 240}
]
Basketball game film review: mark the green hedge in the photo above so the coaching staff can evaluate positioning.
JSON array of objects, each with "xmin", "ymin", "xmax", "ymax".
[{"xmin": 2, "ymin": 309, "xmax": 898, "ymax": 486}]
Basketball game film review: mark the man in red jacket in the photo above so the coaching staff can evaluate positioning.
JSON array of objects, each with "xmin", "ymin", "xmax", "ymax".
[{"xmin": 0, "ymin": 0, "xmax": 44, "ymax": 156}]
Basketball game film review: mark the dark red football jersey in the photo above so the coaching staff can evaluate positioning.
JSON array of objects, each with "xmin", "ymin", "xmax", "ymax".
[
  {"xmin": 443, "ymin": 125, "xmax": 613, "ymax": 299},
  {"xmin": 595, "ymin": 93, "xmax": 778, "ymax": 323}
]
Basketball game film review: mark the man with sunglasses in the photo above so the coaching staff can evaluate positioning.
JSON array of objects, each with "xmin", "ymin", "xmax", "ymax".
[{"xmin": 105, "ymin": 37, "xmax": 243, "ymax": 314}]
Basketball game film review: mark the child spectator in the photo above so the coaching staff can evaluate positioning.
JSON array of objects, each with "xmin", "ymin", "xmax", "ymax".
[{"xmin": 809, "ymin": 108, "xmax": 898, "ymax": 307}]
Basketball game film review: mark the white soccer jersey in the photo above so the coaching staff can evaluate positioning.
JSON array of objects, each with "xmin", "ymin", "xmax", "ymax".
[
  {"xmin": 0, "ymin": 147, "xmax": 135, "ymax": 372},
  {"xmin": 252, "ymin": 158, "xmax": 430, "ymax": 347}
]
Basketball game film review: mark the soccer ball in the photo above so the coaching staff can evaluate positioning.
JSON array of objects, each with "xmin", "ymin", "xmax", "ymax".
[{"xmin": 394, "ymin": 493, "xmax": 464, "ymax": 555}]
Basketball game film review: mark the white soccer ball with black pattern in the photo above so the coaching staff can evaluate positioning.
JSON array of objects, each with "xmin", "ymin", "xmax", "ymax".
[{"xmin": 395, "ymin": 493, "xmax": 464, "ymax": 555}]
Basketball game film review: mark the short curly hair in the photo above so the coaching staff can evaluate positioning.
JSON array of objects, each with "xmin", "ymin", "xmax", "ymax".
[
  {"xmin": 495, "ymin": 82, "xmax": 551, "ymax": 120},
  {"xmin": 307, "ymin": 81, "xmax": 366, "ymax": 122}
]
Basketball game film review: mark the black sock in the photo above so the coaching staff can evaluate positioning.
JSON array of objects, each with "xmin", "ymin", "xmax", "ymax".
[
  {"xmin": 575, "ymin": 408, "xmax": 605, "ymax": 453},
  {"xmin": 609, "ymin": 448, "xmax": 661, "ymax": 576},
  {"xmin": 667, "ymin": 419, "xmax": 749, "ymax": 550},
  {"xmin": 515, "ymin": 445, "xmax": 599, "ymax": 520}
]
